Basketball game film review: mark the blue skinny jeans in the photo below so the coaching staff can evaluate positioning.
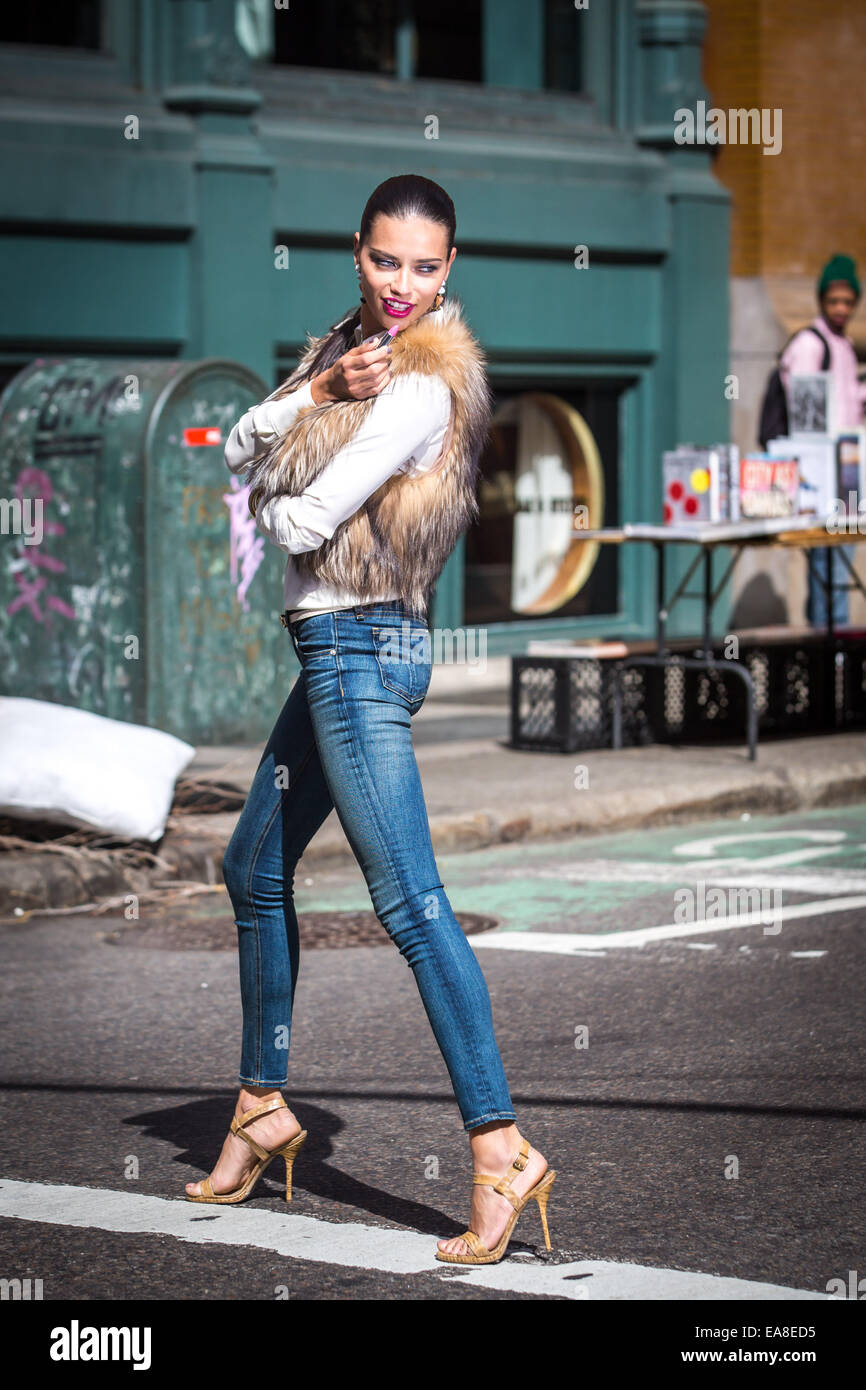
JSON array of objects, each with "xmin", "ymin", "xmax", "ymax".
[{"xmin": 221, "ymin": 599, "xmax": 516, "ymax": 1132}]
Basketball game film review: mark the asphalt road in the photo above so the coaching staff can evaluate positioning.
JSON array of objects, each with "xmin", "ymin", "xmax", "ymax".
[{"xmin": 1, "ymin": 802, "xmax": 864, "ymax": 1304}]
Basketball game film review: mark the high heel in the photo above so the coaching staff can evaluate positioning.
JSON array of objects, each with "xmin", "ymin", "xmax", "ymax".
[
  {"xmin": 435, "ymin": 1137, "xmax": 556, "ymax": 1265},
  {"xmin": 185, "ymin": 1095, "xmax": 307, "ymax": 1206}
]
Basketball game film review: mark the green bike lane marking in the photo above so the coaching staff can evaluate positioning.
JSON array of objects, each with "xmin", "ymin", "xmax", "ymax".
[{"xmin": 295, "ymin": 803, "xmax": 866, "ymax": 939}]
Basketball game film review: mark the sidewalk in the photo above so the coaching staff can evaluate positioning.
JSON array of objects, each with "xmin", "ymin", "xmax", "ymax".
[{"xmin": 2, "ymin": 663, "xmax": 866, "ymax": 915}]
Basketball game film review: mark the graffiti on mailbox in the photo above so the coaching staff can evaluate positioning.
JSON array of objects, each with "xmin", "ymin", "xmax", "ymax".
[
  {"xmin": 0, "ymin": 359, "xmax": 280, "ymax": 738},
  {"xmin": 5, "ymin": 466, "xmax": 76, "ymax": 625},
  {"xmin": 223, "ymin": 475, "xmax": 265, "ymax": 612}
]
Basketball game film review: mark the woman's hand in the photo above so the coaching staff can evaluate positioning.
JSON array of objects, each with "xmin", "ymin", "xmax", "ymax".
[{"xmin": 311, "ymin": 337, "xmax": 393, "ymax": 405}]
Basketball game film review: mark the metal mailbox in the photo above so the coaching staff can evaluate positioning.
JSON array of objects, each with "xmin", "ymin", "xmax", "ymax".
[{"xmin": 0, "ymin": 356, "xmax": 291, "ymax": 744}]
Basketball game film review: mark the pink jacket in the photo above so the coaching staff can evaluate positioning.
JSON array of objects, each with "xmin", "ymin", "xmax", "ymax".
[{"xmin": 780, "ymin": 315, "xmax": 866, "ymax": 431}]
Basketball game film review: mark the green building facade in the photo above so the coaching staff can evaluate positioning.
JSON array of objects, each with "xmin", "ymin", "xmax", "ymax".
[{"xmin": 0, "ymin": 0, "xmax": 731, "ymax": 738}]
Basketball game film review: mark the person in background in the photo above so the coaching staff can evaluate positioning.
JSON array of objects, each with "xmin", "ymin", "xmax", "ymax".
[{"xmin": 780, "ymin": 253, "xmax": 866, "ymax": 628}]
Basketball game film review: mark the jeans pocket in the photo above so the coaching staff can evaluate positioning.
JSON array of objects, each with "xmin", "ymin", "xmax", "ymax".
[
  {"xmin": 290, "ymin": 614, "xmax": 335, "ymax": 660},
  {"xmin": 372, "ymin": 623, "xmax": 432, "ymax": 708}
]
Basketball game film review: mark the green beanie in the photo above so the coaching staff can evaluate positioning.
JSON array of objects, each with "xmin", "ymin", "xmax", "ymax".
[{"xmin": 817, "ymin": 253, "xmax": 861, "ymax": 300}]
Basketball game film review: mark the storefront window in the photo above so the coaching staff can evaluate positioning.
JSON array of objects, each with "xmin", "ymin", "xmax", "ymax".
[
  {"xmin": 267, "ymin": 0, "xmax": 581, "ymax": 89},
  {"xmin": 544, "ymin": 0, "xmax": 583, "ymax": 93},
  {"xmin": 465, "ymin": 385, "xmax": 619, "ymax": 624},
  {"xmin": 0, "ymin": 4, "xmax": 101, "ymax": 47},
  {"xmin": 272, "ymin": 0, "xmax": 483, "ymax": 83}
]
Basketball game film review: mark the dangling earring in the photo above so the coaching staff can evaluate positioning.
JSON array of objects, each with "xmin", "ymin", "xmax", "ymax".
[
  {"xmin": 433, "ymin": 281, "xmax": 448, "ymax": 311},
  {"xmin": 355, "ymin": 262, "xmax": 365, "ymax": 304}
]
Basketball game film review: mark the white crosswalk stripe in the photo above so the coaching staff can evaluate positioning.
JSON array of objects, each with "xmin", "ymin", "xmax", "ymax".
[{"xmin": 0, "ymin": 1179, "xmax": 830, "ymax": 1300}]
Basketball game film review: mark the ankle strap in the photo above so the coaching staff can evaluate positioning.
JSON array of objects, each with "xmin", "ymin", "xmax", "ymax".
[
  {"xmin": 471, "ymin": 1139, "xmax": 531, "ymax": 1208},
  {"xmin": 235, "ymin": 1095, "xmax": 287, "ymax": 1129},
  {"xmin": 511, "ymin": 1139, "xmax": 529, "ymax": 1172},
  {"xmin": 478, "ymin": 1138, "xmax": 528, "ymax": 1174}
]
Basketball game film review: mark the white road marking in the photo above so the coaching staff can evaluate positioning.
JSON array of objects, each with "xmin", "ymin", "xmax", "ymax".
[
  {"xmin": 0, "ymin": 1179, "xmax": 828, "ymax": 1301},
  {"xmin": 493, "ymin": 859, "xmax": 866, "ymax": 895},
  {"xmin": 673, "ymin": 830, "xmax": 846, "ymax": 859},
  {"xmin": 708, "ymin": 873, "xmax": 866, "ymax": 894},
  {"xmin": 471, "ymin": 895, "xmax": 866, "ymax": 953}
]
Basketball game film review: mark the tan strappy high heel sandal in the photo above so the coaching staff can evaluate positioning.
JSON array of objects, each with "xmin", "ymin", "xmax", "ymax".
[
  {"xmin": 185, "ymin": 1095, "xmax": 307, "ymax": 1205},
  {"xmin": 435, "ymin": 1137, "xmax": 556, "ymax": 1265}
]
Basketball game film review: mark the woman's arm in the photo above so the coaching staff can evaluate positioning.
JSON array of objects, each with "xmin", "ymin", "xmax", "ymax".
[
  {"xmin": 224, "ymin": 379, "xmax": 318, "ymax": 475},
  {"xmin": 227, "ymin": 334, "xmax": 397, "ymax": 474},
  {"xmin": 255, "ymin": 373, "xmax": 452, "ymax": 554}
]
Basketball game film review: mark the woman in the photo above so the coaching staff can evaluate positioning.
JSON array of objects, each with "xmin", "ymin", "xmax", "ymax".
[{"xmin": 185, "ymin": 174, "xmax": 555, "ymax": 1266}]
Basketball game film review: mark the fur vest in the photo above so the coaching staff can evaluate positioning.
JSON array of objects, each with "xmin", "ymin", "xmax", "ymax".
[{"xmin": 244, "ymin": 297, "xmax": 493, "ymax": 620}]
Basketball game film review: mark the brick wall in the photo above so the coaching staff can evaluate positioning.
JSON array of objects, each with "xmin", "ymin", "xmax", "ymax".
[
  {"xmin": 702, "ymin": 0, "xmax": 866, "ymax": 283},
  {"xmin": 701, "ymin": 0, "xmax": 866, "ymax": 628}
]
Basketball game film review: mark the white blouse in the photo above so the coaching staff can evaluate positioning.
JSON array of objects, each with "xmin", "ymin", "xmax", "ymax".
[{"xmin": 224, "ymin": 324, "xmax": 453, "ymax": 620}]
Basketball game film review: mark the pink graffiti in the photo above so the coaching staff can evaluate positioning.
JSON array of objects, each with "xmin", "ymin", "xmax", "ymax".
[
  {"xmin": 6, "ymin": 466, "xmax": 75, "ymax": 625},
  {"xmin": 223, "ymin": 476, "xmax": 265, "ymax": 613},
  {"xmin": 7, "ymin": 572, "xmax": 76, "ymax": 622},
  {"xmin": 14, "ymin": 468, "xmax": 65, "ymax": 537}
]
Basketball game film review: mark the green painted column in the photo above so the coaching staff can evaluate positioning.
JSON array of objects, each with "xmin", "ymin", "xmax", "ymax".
[
  {"xmin": 635, "ymin": 0, "xmax": 733, "ymax": 642},
  {"xmin": 155, "ymin": 0, "xmax": 288, "ymax": 687},
  {"xmin": 160, "ymin": 0, "xmax": 276, "ymax": 382},
  {"xmin": 483, "ymin": 0, "xmax": 544, "ymax": 88},
  {"xmin": 438, "ymin": 0, "xmax": 544, "ymax": 633}
]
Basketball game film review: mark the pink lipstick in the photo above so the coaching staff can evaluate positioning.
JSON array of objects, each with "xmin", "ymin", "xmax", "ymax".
[{"xmin": 363, "ymin": 325, "xmax": 402, "ymax": 348}]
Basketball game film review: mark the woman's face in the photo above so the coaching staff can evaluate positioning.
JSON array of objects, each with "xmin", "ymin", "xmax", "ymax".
[{"xmin": 354, "ymin": 214, "xmax": 456, "ymax": 332}]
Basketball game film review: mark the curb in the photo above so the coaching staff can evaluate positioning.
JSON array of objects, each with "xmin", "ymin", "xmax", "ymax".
[{"xmin": 2, "ymin": 761, "xmax": 865, "ymax": 918}]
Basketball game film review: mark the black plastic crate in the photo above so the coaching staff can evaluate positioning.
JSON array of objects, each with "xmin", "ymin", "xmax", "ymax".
[
  {"xmin": 510, "ymin": 654, "xmax": 657, "ymax": 752},
  {"xmin": 510, "ymin": 631, "xmax": 866, "ymax": 752},
  {"xmin": 669, "ymin": 640, "xmax": 830, "ymax": 740},
  {"xmin": 835, "ymin": 637, "xmax": 866, "ymax": 730}
]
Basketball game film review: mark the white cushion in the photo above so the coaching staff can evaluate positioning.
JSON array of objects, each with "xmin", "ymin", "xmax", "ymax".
[{"xmin": 0, "ymin": 698, "xmax": 195, "ymax": 842}]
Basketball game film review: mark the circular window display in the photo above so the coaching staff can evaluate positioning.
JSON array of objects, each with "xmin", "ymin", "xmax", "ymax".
[{"xmin": 487, "ymin": 392, "xmax": 605, "ymax": 616}]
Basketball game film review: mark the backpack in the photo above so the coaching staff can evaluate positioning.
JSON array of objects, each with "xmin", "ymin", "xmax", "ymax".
[{"xmin": 757, "ymin": 325, "xmax": 831, "ymax": 448}]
